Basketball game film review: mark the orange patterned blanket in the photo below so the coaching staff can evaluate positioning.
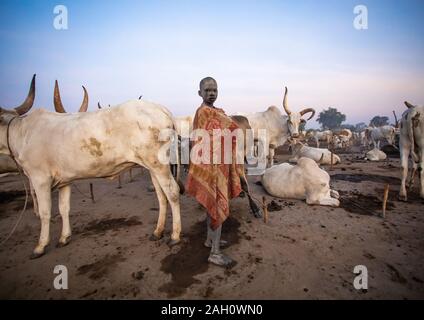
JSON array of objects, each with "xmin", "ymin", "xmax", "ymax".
[{"xmin": 185, "ymin": 104, "xmax": 243, "ymax": 229}]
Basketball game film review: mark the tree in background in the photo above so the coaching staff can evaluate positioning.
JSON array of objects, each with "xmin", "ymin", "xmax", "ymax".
[
  {"xmin": 369, "ymin": 116, "xmax": 389, "ymax": 127},
  {"xmin": 317, "ymin": 107, "xmax": 346, "ymax": 130}
]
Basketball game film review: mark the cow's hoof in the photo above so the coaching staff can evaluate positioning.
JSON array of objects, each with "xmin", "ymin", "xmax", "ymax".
[
  {"xmin": 149, "ymin": 234, "xmax": 163, "ymax": 241},
  {"xmin": 30, "ymin": 250, "xmax": 45, "ymax": 260},
  {"xmin": 398, "ymin": 194, "xmax": 408, "ymax": 202},
  {"xmin": 167, "ymin": 239, "xmax": 180, "ymax": 247},
  {"xmin": 57, "ymin": 236, "xmax": 71, "ymax": 248}
]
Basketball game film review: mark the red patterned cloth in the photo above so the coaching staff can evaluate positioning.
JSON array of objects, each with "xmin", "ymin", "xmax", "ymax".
[{"xmin": 185, "ymin": 104, "xmax": 243, "ymax": 229}]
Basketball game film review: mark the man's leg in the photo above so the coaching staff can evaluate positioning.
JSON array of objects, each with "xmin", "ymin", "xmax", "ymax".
[
  {"xmin": 205, "ymin": 215, "xmax": 228, "ymax": 248},
  {"xmin": 207, "ymin": 222, "xmax": 234, "ymax": 267}
]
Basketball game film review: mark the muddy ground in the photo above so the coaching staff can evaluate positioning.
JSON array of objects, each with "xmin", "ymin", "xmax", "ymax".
[{"xmin": 0, "ymin": 145, "xmax": 423, "ymax": 299}]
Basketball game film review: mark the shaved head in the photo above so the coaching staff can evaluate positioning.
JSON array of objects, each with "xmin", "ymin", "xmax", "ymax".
[
  {"xmin": 198, "ymin": 77, "xmax": 218, "ymax": 107},
  {"xmin": 199, "ymin": 77, "xmax": 217, "ymax": 90}
]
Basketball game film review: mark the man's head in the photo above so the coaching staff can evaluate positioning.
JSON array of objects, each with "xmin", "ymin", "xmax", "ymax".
[{"xmin": 198, "ymin": 77, "xmax": 218, "ymax": 107}]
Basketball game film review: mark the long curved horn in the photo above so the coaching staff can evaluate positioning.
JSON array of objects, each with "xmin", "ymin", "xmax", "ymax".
[
  {"xmin": 53, "ymin": 80, "xmax": 66, "ymax": 113},
  {"xmin": 300, "ymin": 108, "xmax": 316, "ymax": 120},
  {"xmin": 404, "ymin": 101, "xmax": 416, "ymax": 109},
  {"xmin": 78, "ymin": 86, "xmax": 88, "ymax": 112},
  {"xmin": 14, "ymin": 74, "xmax": 36, "ymax": 115},
  {"xmin": 97, "ymin": 102, "xmax": 102, "ymax": 109},
  {"xmin": 283, "ymin": 86, "xmax": 291, "ymax": 115}
]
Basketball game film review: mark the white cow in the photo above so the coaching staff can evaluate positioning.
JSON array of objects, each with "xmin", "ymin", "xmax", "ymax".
[
  {"xmin": 262, "ymin": 157, "xmax": 340, "ymax": 207},
  {"xmin": 369, "ymin": 125, "xmax": 396, "ymax": 149},
  {"xmin": 289, "ymin": 142, "xmax": 341, "ymax": 165},
  {"xmin": 174, "ymin": 115, "xmax": 194, "ymax": 137},
  {"xmin": 0, "ymin": 75, "xmax": 182, "ymax": 258},
  {"xmin": 246, "ymin": 87, "xmax": 315, "ymax": 167},
  {"xmin": 360, "ymin": 129, "xmax": 372, "ymax": 148},
  {"xmin": 333, "ymin": 129, "xmax": 353, "ymax": 149},
  {"xmin": 399, "ymin": 101, "xmax": 424, "ymax": 201},
  {"xmin": 365, "ymin": 148, "xmax": 387, "ymax": 161},
  {"xmin": 307, "ymin": 130, "xmax": 333, "ymax": 148}
]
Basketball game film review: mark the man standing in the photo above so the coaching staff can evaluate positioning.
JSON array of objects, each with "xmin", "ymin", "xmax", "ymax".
[{"xmin": 185, "ymin": 77, "xmax": 261, "ymax": 267}]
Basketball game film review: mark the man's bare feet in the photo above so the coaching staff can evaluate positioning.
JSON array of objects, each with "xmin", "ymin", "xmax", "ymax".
[{"xmin": 208, "ymin": 253, "xmax": 234, "ymax": 267}]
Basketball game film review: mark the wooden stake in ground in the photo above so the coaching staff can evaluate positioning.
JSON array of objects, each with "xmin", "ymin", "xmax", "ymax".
[
  {"xmin": 262, "ymin": 196, "xmax": 269, "ymax": 224},
  {"xmin": 382, "ymin": 184, "xmax": 390, "ymax": 218},
  {"xmin": 89, "ymin": 183, "xmax": 95, "ymax": 203}
]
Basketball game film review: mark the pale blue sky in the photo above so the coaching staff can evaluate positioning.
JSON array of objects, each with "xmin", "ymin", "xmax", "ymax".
[{"xmin": 0, "ymin": 0, "xmax": 423, "ymax": 128}]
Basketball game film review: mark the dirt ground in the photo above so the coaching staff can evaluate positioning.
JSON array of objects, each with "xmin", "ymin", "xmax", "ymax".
[{"xmin": 0, "ymin": 144, "xmax": 423, "ymax": 300}]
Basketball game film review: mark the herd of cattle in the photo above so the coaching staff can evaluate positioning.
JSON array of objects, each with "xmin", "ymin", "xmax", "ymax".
[{"xmin": 0, "ymin": 75, "xmax": 423, "ymax": 259}]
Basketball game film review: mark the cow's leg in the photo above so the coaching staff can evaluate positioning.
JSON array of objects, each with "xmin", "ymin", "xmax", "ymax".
[
  {"xmin": 399, "ymin": 141, "xmax": 411, "ymax": 201},
  {"xmin": 151, "ymin": 168, "xmax": 181, "ymax": 246},
  {"xmin": 419, "ymin": 153, "xmax": 424, "ymax": 199},
  {"xmin": 330, "ymin": 189, "xmax": 339, "ymax": 199},
  {"xmin": 29, "ymin": 179, "xmax": 39, "ymax": 217},
  {"xmin": 318, "ymin": 197, "xmax": 340, "ymax": 207},
  {"xmin": 31, "ymin": 179, "xmax": 52, "ymax": 258},
  {"xmin": 269, "ymin": 147, "xmax": 275, "ymax": 167},
  {"xmin": 149, "ymin": 173, "xmax": 167, "ymax": 240},
  {"xmin": 316, "ymin": 138, "xmax": 320, "ymax": 148},
  {"xmin": 57, "ymin": 185, "xmax": 72, "ymax": 247},
  {"xmin": 408, "ymin": 163, "xmax": 417, "ymax": 189}
]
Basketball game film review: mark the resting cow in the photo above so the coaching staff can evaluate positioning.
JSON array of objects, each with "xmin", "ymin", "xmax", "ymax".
[
  {"xmin": 289, "ymin": 142, "xmax": 341, "ymax": 165},
  {"xmin": 365, "ymin": 148, "xmax": 387, "ymax": 161},
  {"xmin": 261, "ymin": 157, "xmax": 340, "ymax": 207}
]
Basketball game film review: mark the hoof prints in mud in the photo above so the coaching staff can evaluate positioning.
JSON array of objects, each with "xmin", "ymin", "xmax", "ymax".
[
  {"xmin": 77, "ymin": 254, "xmax": 126, "ymax": 280},
  {"xmin": 76, "ymin": 217, "xmax": 142, "ymax": 235},
  {"xmin": 340, "ymin": 193, "xmax": 394, "ymax": 216},
  {"xmin": 332, "ymin": 174, "xmax": 400, "ymax": 185},
  {"xmin": 159, "ymin": 217, "xmax": 241, "ymax": 298}
]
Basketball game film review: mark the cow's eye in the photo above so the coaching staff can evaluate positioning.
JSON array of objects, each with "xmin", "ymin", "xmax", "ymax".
[{"xmin": 300, "ymin": 119, "xmax": 306, "ymax": 123}]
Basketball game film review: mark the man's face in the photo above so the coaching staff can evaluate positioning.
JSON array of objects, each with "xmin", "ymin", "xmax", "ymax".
[{"xmin": 199, "ymin": 80, "xmax": 218, "ymax": 106}]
